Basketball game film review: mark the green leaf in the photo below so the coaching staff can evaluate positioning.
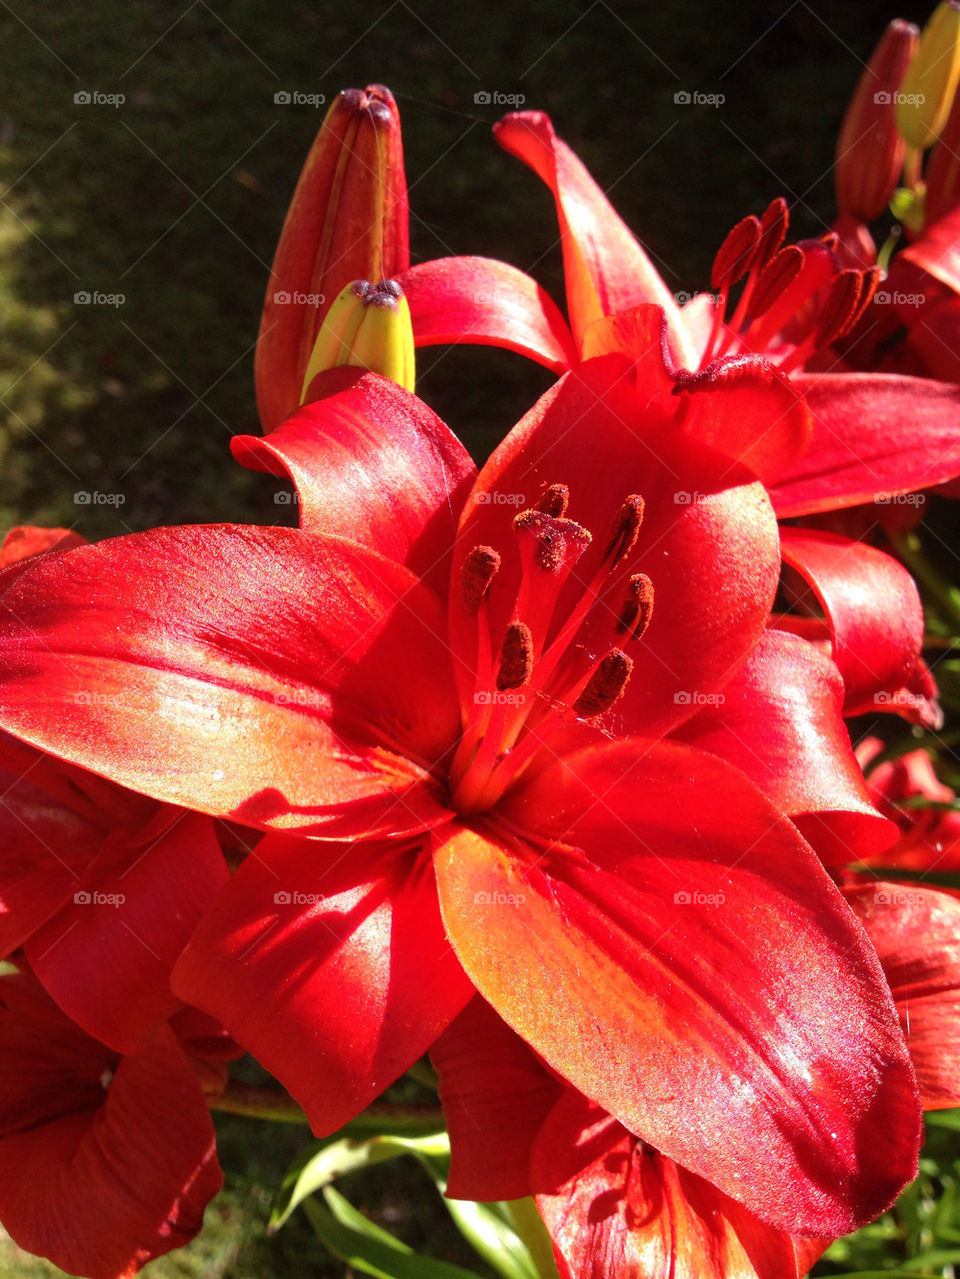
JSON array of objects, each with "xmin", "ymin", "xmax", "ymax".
[
  {"xmin": 443, "ymin": 1198, "xmax": 559, "ymax": 1279},
  {"xmin": 270, "ymin": 1130, "xmax": 448, "ymax": 1230},
  {"xmin": 301, "ymin": 1187, "xmax": 484, "ymax": 1279}
]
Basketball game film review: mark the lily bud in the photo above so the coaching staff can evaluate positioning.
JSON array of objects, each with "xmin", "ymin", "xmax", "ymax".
[
  {"xmin": 896, "ymin": 1, "xmax": 960, "ymax": 151},
  {"xmin": 835, "ymin": 19, "xmax": 918, "ymax": 220},
  {"xmin": 256, "ymin": 85, "xmax": 409, "ymax": 433},
  {"xmin": 923, "ymin": 70, "xmax": 960, "ymax": 220},
  {"xmin": 300, "ymin": 279, "xmax": 415, "ymax": 397}
]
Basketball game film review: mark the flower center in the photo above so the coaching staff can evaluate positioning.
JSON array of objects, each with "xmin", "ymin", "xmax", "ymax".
[
  {"xmin": 700, "ymin": 197, "xmax": 880, "ymax": 372},
  {"xmin": 448, "ymin": 484, "xmax": 654, "ymax": 815}
]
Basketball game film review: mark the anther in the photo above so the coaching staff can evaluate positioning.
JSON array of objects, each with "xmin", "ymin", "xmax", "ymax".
[
  {"xmin": 573, "ymin": 649, "xmax": 634, "ymax": 718},
  {"xmin": 711, "ymin": 215, "xmax": 762, "ymax": 291},
  {"xmin": 615, "ymin": 573, "xmax": 655, "ymax": 641},
  {"xmin": 460, "ymin": 546, "xmax": 501, "ymax": 614},
  {"xmin": 534, "ymin": 483, "xmax": 570, "ymax": 518},
  {"xmin": 746, "ymin": 246, "xmax": 804, "ymax": 324},
  {"xmin": 603, "ymin": 495, "xmax": 645, "ymax": 567},
  {"xmin": 496, "ymin": 621, "xmax": 534, "ymax": 691},
  {"xmin": 814, "ymin": 269, "xmax": 865, "ymax": 348},
  {"xmin": 754, "ymin": 197, "xmax": 789, "ymax": 270}
]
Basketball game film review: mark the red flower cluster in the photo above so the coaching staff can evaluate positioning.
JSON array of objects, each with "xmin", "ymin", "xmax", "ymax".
[{"xmin": 2, "ymin": 65, "xmax": 960, "ymax": 1279}]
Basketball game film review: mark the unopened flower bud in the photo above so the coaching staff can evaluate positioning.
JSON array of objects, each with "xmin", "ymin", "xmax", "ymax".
[
  {"xmin": 835, "ymin": 19, "xmax": 919, "ymax": 220},
  {"xmin": 300, "ymin": 279, "xmax": 415, "ymax": 397},
  {"xmin": 896, "ymin": 1, "xmax": 960, "ymax": 151},
  {"xmin": 256, "ymin": 85, "xmax": 409, "ymax": 433}
]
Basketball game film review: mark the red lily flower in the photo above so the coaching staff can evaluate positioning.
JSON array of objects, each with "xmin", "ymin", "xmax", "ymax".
[
  {"xmin": 432, "ymin": 996, "xmax": 831, "ymax": 1278},
  {"xmin": 854, "ymin": 736, "xmax": 960, "ymax": 872},
  {"xmin": 398, "ymin": 111, "xmax": 958, "ymax": 727},
  {"xmin": 0, "ymin": 361, "xmax": 920, "ymax": 1234},
  {"xmin": 0, "ymin": 528, "xmax": 231, "ymax": 1053},
  {"xmin": 0, "ymin": 964, "xmax": 223, "ymax": 1279}
]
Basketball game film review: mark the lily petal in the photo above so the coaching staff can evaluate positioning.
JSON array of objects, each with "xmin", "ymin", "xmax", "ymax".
[
  {"xmin": 772, "ymin": 372, "xmax": 960, "ymax": 516},
  {"xmin": 25, "ymin": 811, "xmax": 229, "ymax": 1054},
  {"xmin": 493, "ymin": 111, "xmax": 695, "ymax": 365},
  {"xmin": 0, "ymin": 971, "xmax": 220, "ymax": 1279},
  {"xmin": 845, "ymin": 883, "xmax": 960, "ymax": 1109},
  {"xmin": 0, "ymin": 526, "xmax": 458, "ymax": 837},
  {"xmin": 780, "ymin": 527, "xmax": 932, "ymax": 723},
  {"xmin": 532, "ymin": 1090, "xmax": 819, "ymax": 1279},
  {"xmin": 232, "ymin": 368, "xmax": 476, "ymax": 595},
  {"xmin": 400, "ymin": 256, "xmax": 577, "ymax": 371},
  {"xmin": 436, "ymin": 740, "xmax": 921, "ymax": 1234},
  {"xmin": 674, "ymin": 629, "xmax": 896, "ymax": 865},
  {"xmin": 430, "ymin": 994, "xmax": 564, "ymax": 1201},
  {"xmin": 172, "ymin": 832, "xmax": 474, "ymax": 1133}
]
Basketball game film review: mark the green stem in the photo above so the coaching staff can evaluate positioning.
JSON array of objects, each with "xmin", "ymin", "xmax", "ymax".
[
  {"xmin": 211, "ymin": 1081, "xmax": 445, "ymax": 1128},
  {"xmin": 892, "ymin": 533, "xmax": 960, "ymax": 635}
]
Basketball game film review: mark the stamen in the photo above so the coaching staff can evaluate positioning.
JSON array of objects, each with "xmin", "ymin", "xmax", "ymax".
[
  {"xmin": 573, "ymin": 649, "xmax": 634, "ymax": 718},
  {"xmin": 755, "ymin": 197, "xmax": 789, "ymax": 270},
  {"xmin": 496, "ymin": 621, "xmax": 534, "ymax": 691},
  {"xmin": 745, "ymin": 246, "xmax": 804, "ymax": 325},
  {"xmin": 711, "ymin": 214, "xmax": 762, "ymax": 291},
  {"xmin": 460, "ymin": 546, "xmax": 501, "ymax": 614},
  {"xmin": 616, "ymin": 573, "xmax": 655, "ymax": 640},
  {"xmin": 603, "ymin": 495, "xmax": 645, "ymax": 567},
  {"xmin": 534, "ymin": 483, "xmax": 570, "ymax": 518},
  {"xmin": 813, "ymin": 268, "xmax": 864, "ymax": 348}
]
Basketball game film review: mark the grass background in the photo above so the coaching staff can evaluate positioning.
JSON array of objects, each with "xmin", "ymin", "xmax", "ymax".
[{"xmin": 2, "ymin": 0, "xmax": 958, "ymax": 1274}]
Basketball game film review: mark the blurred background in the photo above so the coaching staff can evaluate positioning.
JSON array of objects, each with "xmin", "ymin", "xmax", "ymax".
[{"xmin": 0, "ymin": 1, "xmax": 952, "ymax": 1275}]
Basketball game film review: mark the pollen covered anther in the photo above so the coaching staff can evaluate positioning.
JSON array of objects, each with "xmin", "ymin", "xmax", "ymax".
[
  {"xmin": 535, "ymin": 483, "xmax": 570, "ymax": 518},
  {"xmin": 460, "ymin": 546, "xmax": 501, "ymax": 614},
  {"xmin": 573, "ymin": 648, "xmax": 634, "ymax": 718},
  {"xmin": 497, "ymin": 621, "xmax": 534, "ymax": 691},
  {"xmin": 603, "ymin": 495, "xmax": 645, "ymax": 567},
  {"xmin": 616, "ymin": 573, "xmax": 655, "ymax": 640}
]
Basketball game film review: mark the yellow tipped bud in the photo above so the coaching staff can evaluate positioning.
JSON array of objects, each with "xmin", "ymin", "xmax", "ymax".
[
  {"xmin": 897, "ymin": 0, "xmax": 960, "ymax": 150},
  {"xmin": 301, "ymin": 279, "xmax": 415, "ymax": 398}
]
